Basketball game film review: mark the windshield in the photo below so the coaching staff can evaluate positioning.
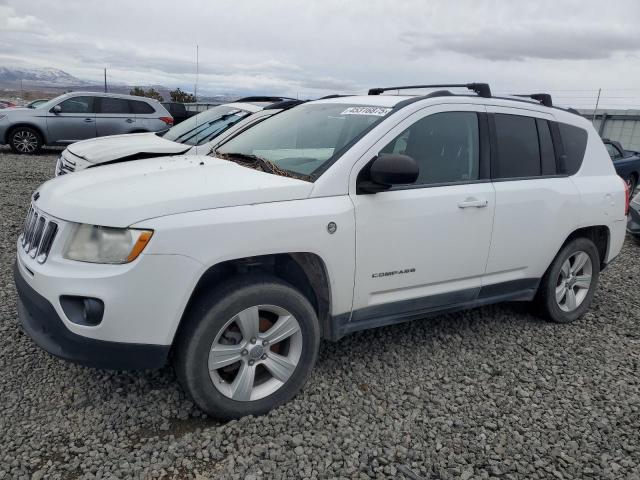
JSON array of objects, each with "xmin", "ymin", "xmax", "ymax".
[
  {"xmin": 214, "ymin": 103, "xmax": 391, "ymax": 178},
  {"xmin": 36, "ymin": 96, "xmax": 65, "ymax": 110},
  {"xmin": 162, "ymin": 105, "xmax": 251, "ymax": 146}
]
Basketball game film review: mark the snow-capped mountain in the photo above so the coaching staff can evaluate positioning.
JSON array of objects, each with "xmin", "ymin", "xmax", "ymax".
[{"xmin": 0, "ymin": 66, "xmax": 89, "ymax": 88}]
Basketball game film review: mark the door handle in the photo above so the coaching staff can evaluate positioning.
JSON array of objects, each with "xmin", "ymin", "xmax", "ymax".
[
  {"xmin": 458, "ymin": 197, "xmax": 488, "ymax": 208},
  {"xmin": 84, "ymin": 118, "xmax": 94, "ymax": 123},
  {"xmin": 126, "ymin": 118, "xmax": 134, "ymax": 123}
]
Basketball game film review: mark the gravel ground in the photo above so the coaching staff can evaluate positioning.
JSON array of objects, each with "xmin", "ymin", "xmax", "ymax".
[{"xmin": 1, "ymin": 146, "xmax": 639, "ymax": 480}]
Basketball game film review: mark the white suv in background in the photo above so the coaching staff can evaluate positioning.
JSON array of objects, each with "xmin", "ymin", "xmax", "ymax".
[
  {"xmin": 54, "ymin": 97, "xmax": 299, "ymax": 176},
  {"xmin": 15, "ymin": 83, "xmax": 627, "ymax": 420}
]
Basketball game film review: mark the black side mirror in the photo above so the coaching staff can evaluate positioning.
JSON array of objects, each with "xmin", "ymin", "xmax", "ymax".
[
  {"xmin": 357, "ymin": 153, "xmax": 419, "ymax": 194},
  {"xmin": 52, "ymin": 105, "xmax": 62, "ymax": 114}
]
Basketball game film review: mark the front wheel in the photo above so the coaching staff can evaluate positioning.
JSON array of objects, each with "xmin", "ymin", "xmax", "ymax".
[
  {"xmin": 9, "ymin": 126, "xmax": 42, "ymax": 154},
  {"xmin": 174, "ymin": 275, "xmax": 320, "ymax": 420},
  {"xmin": 537, "ymin": 237, "xmax": 600, "ymax": 323}
]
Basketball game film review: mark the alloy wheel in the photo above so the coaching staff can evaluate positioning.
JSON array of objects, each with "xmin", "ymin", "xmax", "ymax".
[
  {"xmin": 555, "ymin": 251, "xmax": 593, "ymax": 312},
  {"xmin": 208, "ymin": 304, "xmax": 302, "ymax": 401},
  {"xmin": 13, "ymin": 130, "xmax": 38, "ymax": 153}
]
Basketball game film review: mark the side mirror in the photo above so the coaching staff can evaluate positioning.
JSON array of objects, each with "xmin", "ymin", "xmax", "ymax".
[
  {"xmin": 357, "ymin": 153, "xmax": 419, "ymax": 194},
  {"xmin": 52, "ymin": 105, "xmax": 62, "ymax": 114}
]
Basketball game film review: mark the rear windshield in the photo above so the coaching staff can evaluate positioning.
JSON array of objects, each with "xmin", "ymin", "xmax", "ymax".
[
  {"xmin": 162, "ymin": 105, "xmax": 251, "ymax": 146},
  {"xmin": 214, "ymin": 103, "xmax": 392, "ymax": 177}
]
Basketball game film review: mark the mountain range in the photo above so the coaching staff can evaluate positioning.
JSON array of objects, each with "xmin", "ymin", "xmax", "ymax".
[{"xmin": 0, "ymin": 66, "xmax": 237, "ymax": 103}]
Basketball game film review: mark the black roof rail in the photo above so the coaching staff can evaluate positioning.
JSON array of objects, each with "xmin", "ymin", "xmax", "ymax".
[
  {"xmin": 235, "ymin": 96, "xmax": 296, "ymax": 103},
  {"xmin": 263, "ymin": 99, "xmax": 305, "ymax": 110},
  {"xmin": 368, "ymin": 83, "xmax": 491, "ymax": 98},
  {"xmin": 512, "ymin": 93, "xmax": 553, "ymax": 107},
  {"xmin": 319, "ymin": 94, "xmax": 353, "ymax": 99}
]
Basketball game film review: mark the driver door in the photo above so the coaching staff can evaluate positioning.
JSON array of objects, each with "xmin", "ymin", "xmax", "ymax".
[
  {"xmin": 349, "ymin": 104, "xmax": 495, "ymax": 322},
  {"xmin": 46, "ymin": 96, "xmax": 96, "ymax": 143}
]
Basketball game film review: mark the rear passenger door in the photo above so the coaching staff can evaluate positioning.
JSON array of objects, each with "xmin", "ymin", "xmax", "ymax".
[
  {"xmin": 483, "ymin": 106, "xmax": 581, "ymax": 289},
  {"xmin": 95, "ymin": 97, "xmax": 136, "ymax": 136}
]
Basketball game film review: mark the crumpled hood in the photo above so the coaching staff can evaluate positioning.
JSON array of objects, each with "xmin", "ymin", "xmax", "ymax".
[
  {"xmin": 67, "ymin": 132, "xmax": 190, "ymax": 164},
  {"xmin": 36, "ymin": 155, "xmax": 314, "ymax": 227}
]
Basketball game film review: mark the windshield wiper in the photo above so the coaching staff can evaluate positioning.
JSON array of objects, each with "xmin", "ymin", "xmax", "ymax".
[{"xmin": 212, "ymin": 151, "xmax": 310, "ymax": 181}]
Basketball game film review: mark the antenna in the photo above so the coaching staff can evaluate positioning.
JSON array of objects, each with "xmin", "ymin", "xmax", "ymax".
[
  {"xmin": 104, "ymin": 68, "xmax": 107, "ymax": 93},
  {"xmin": 194, "ymin": 45, "xmax": 199, "ymax": 102}
]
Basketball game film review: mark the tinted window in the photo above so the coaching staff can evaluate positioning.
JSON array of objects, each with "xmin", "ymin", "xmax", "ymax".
[
  {"xmin": 559, "ymin": 123, "xmax": 588, "ymax": 175},
  {"xmin": 605, "ymin": 142, "xmax": 621, "ymax": 160},
  {"xmin": 537, "ymin": 119, "xmax": 556, "ymax": 175},
  {"xmin": 381, "ymin": 112, "xmax": 479, "ymax": 185},
  {"xmin": 130, "ymin": 100, "xmax": 155, "ymax": 114},
  {"xmin": 493, "ymin": 114, "xmax": 541, "ymax": 178},
  {"xmin": 99, "ymin": 97, "xmax": 130, "ymax": 114},
  {"xmin": 56, "ymin": 96, "xmax": 93, "ymax": 114}
]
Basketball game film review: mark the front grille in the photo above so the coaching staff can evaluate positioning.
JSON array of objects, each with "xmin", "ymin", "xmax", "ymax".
[
  {"xmin": 56, "ymin": 154, "xmax": 76, "ymax": 176},
  {"xmin": 21, "ymin": 205, "xmax": 58, "ymax": 264}
]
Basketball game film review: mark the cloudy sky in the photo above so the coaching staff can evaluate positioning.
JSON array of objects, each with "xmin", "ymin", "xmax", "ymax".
[{"xmin": 1, "ymin": 0, "xmax": 640, "ymax": 107}]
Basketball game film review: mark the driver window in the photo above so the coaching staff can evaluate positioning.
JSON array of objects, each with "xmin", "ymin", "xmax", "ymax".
[
  {"xmin": 56, "ymin": 96, "xmax": 93, "ymax": 114},
  {"xmin": 380, "ymin": 111, "xmax": 480, "ymax": 185}
]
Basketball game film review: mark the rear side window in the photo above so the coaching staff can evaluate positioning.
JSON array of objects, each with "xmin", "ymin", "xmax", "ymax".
[
  {"xmin": 130, "ymin": 100, "xmax": 155, "ymax": 114},
  {"xmin": 98, "ymin": 97, "xmax": 131, "ymax": 114},
  {"xmin": 493, "ymin": 114, "xmax": 541, "ymax": 178},
  {"xmin": 558, "ymin": 123, "xmax": 588, "ymax": 175},
  {"xmin": 380, "ymin": 111, "xmax": 480, "ymax": 185}
]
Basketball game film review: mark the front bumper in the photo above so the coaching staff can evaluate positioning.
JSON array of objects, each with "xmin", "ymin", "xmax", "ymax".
[{"xmin": 14, "ymin": 260, "xmax": 170, "ymax": 369}]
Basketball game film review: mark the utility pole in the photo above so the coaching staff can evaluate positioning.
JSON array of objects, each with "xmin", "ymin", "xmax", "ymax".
[
  {"xmin": 194, "ymin": 45, "xmax": 199, "ymax": 102},
  {"xmin": 104, "ymin": 68, "xmax": 107, "ymax": 93},
  {"xmin": 592, "ymin": 88, "xmax": 601, "ymax": 121},
  {"xmin": 20, "ymin": 79, "xmax": 23, "ymax": 99}
]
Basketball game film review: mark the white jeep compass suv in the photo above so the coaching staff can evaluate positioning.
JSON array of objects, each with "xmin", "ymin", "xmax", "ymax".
[{"xmin": 14, "ymin": 83, "xmax": 628, "ymax": 420}]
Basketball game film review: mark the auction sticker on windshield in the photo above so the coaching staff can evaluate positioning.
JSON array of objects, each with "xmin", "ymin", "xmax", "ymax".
[{"xmin": 341, "ymin": 106, "xmax": 392, "ymax": 116}]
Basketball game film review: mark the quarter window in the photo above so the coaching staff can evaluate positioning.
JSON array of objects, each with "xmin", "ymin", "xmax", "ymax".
[
  {"xmin": 558, "ymin": 123, "xmax": 588, "ymax": 175},
  {"xmin": 98, "ymin": 97, "xmax": 131, "ymax": 114},
  {"xmin": 380, "ymin": 112, "xmax": 480, "ymax": 185},
  {"xmin": 130, "ymin": 100, "xmax": 155, "ymax": 114},
  {"xmin": 493, "ymin": 114, "xmax": 541, "ymax": 178},
  {"xmin": 56, "ymin": 96, "xmax": 93, "ymax": 114}
]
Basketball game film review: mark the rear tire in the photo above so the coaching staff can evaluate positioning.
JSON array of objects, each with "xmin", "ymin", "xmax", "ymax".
[
  {"xmin": 9, "ymin": 126, "xmax": 42, "ymax": 154},
  {"xmin": 174, "ymin": 275, "xmax": 320, "ymax": 420},
  {"xmin": 537, "ymin": 237, "xmax": 600, "ymax": 323}
]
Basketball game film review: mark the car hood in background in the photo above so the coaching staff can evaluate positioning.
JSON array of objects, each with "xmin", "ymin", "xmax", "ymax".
[
  {"xmin": 36, "ymin": 155, "xmax": 313, "ymax": 227},
  {"xmin": 66, "ymin": 132, "xmax": 191, "ymax": 164}
]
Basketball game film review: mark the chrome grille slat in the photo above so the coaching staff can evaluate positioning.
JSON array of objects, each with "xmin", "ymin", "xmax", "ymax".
[
  {"xmin": 20, "ymin": 204, "xmax": 58, "ymax": 264},
  {"xmin": 29, "ymin": 217, "xmax": 46, "ymax": 257}
]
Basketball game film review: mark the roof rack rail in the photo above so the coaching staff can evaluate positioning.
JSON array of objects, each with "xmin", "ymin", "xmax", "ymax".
[
  {"xmin": 368, "ymin": 83, "xmax": 491, "ymax": 98},
  {"xmin": 512, "ymin": 93, "xmax": 553, "ymax": 107},
  {"xmin": 319, "ymin": 94, "xmax": 353, "ymax": 99},
  {"xmin": 263, "ymin": 99, "xmax": 305, "ymax": 110},
  {"xmin": 235, "ymin": 96, "xmax": 296, "ymax": 103}
]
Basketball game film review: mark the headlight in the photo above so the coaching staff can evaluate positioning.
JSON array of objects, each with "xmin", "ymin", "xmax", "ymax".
[{"xmin": 63, "ymin": 224, "xmax": 153, "ymax": 264}]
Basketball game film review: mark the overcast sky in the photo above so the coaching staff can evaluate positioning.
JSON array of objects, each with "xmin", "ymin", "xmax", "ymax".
[{"xmin": 1, "ymin": 0, "xmax": 640, "ymax": 107}]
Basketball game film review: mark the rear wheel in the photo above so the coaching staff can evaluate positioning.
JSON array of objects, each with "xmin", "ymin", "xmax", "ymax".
[
  {"xmin": 9, "ymin": 126, "xmax": 42, "ymax": 154},
  {"xmin": 537, "ymin": 237, "xmax": 600, "ymax": 323},
  {"xmin": 174, "ymin": 275, "xmax": 320, "ymax": 420}
]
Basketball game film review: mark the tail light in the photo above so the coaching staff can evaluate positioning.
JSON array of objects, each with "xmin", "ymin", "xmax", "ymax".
[
  {"xmin": 622, "ymin": 177, "xmax": 630, "ymax": 216},
  {"xmin": 159, "ymin": 116, "xmax": 174, "ymax": 126}
]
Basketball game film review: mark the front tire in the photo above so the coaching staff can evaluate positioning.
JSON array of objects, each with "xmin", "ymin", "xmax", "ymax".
[
  {"xmin": 9, "ymin": 126, "xmax": 42, "ymax": 154},
  {"xmin": 537, "ymin": 237, "xmax": 600, "ymax": 323},
  {"xmin": 174, "ymin": 275, "xmax": 320, "ymax": 420}
]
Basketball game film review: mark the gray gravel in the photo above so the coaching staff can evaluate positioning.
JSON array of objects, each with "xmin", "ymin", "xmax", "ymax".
[{"xmin": 1, "ymin": 146, "xmax": 639, "ymax": 480}]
